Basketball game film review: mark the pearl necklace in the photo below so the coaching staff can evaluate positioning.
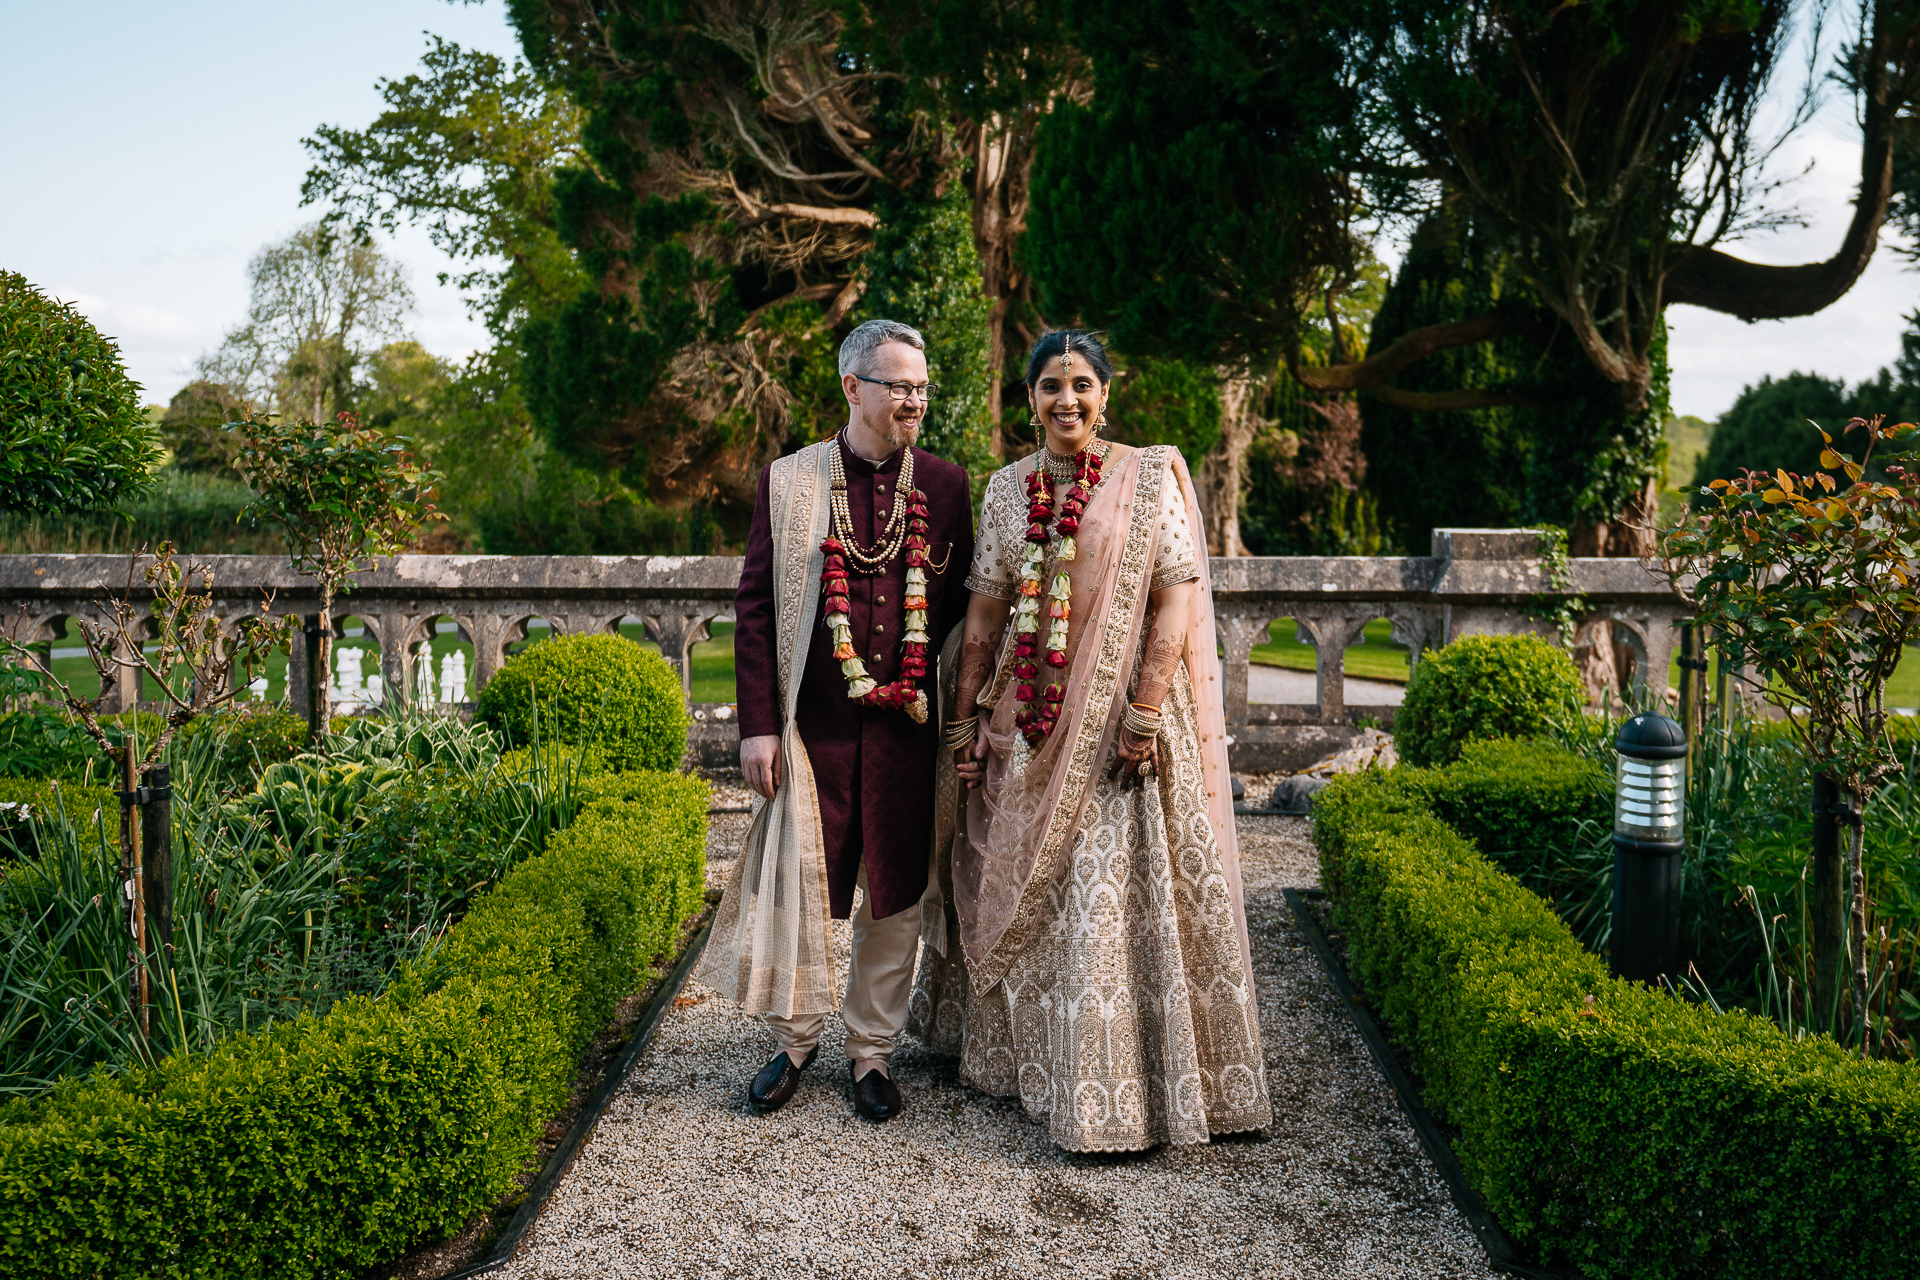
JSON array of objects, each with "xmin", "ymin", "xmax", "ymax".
[{"xmin": 828, "ymin": 433, "xmax": 915, "ymax": 572}]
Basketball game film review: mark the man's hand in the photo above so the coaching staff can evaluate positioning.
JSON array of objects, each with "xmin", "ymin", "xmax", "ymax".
[
  {"xmin": 741, "ymin": 734, "xmax": 783, "ymax": 800},
  {"xmin": 954, "ymin": 722, "xmax": 988, "ymax": 789}
]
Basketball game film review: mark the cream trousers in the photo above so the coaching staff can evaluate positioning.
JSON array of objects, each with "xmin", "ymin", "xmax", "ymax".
[{"xmin": 766, "ymin": 866, "xmax": 922, "ymax": 1062}]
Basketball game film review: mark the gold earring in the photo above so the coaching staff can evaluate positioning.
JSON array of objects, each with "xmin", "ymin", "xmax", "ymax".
[
  {"xmin": 1095, "ymin": 410, "xmax": 1109, "ymax": 433},
  {"xmin": 1029, "ymin": 410, "xmax": 1041, "ymax": 429}
]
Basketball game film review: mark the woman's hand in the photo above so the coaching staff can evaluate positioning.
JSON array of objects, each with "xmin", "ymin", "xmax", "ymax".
[
  {"xmin": 955, "ymin": 720, "xmax": 989, "ymax": 788},
  {"xmin": 1108, "ymin": 725, "xmax": 1159, "ymax": 789}
]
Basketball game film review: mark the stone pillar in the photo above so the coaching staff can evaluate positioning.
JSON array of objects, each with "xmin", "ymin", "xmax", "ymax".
[
  {"xmin": 1213, "ymin": 610, "xmax": 1270, "ymax": 730},
  {"xmin": 644, "ymin": 601, "xmax": 717, "ymax": 701}
]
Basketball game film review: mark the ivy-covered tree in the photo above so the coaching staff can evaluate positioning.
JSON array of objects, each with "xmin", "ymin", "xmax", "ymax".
[
  {"xmin": 1023, "ymin": 0, "xmax": 1356, "ymax": 552},
  {"xmin": 853, "ymin": 185, "xmax": 994, "ymax": 480},
  {"xmin": 0, "ymin": 272, "xmax": 161, "ymax": 515},
  {"xmin": 1358, "ymin": 212, "xmax": 1532, "ymax": 552}
]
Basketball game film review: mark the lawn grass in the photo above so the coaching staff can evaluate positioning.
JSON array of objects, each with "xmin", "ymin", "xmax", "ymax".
[{"xmin": 1249, "ymin": 616, "xmax": 1410, "ymax": 684}]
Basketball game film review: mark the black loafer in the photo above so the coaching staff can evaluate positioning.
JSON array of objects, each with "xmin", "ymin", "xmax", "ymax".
[
  {"xmin": 749, "ymin": 1047, "xmax": 817, "ymax": 1111},
  {"xmin": 849, "ymin": 1062, "xmax": 903, "ymax": 1122}
]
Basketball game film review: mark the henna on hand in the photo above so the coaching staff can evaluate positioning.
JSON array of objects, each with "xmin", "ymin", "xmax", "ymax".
[
  {"xmin": 1107, "ymin": 725, "xmax": 1159, "ymax": 789},
  {"xmin": 954, "ymin": 634, "xmax": 997, "ymax": 716},
  {"xmin": 1133, "ymin": 635, "xmax": 1183, "ymax": 711}
]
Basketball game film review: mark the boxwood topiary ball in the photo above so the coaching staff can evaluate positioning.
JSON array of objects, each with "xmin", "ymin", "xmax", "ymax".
[
  {"xmin": 1395, "ymin": 633, "xmax": 1583, "ymax": 768},
  {"xmin": 476, "ymin": 634, "xmax": 690, "ymax": 772}
]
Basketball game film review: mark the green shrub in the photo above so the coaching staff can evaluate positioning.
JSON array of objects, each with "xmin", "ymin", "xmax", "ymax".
[
  {"xmin": 174, "ymin": 703, "xmax": 307, "ymax": 790},
  {"xmin": 0, "ymin": 707, "xmax": 165, "ymax": 782},
  {"xmin": 0, "ymin": 777, "xmax": 113, "ymax": 859},
  {"xmin": 0, "ymin": 768, "xmax": 708, "ymax": 1278},
  {"xmin": 1395, "ymin": 633, "xmax": 1583, "ymax": 767},
  {"xmin": 477, "ymin": 634, "xmax": 689, "ymax": 773},
  {"xmin": 1314, "ymin": 766, "xmax": 1920, "ymax": 1277},
  {"xmin": 0, "ymin": 271, "xmax": 161, "ymax": 516}
]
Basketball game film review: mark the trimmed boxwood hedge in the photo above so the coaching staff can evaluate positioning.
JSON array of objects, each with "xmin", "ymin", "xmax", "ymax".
[
  {"xmin": 1314, "ymin": 746, "xmax": 1920, "ymax": 1278},
  {"xmin": 477, "ymin": 634, "xmax": 690, "ymax": 774},
  {"xmin": 0, "ymin": 768, "xmax": 707, "ymax": 1279},
  {"xmin": 1395, "ymin": 633, "xmax": 1584, "ymax": 767}
]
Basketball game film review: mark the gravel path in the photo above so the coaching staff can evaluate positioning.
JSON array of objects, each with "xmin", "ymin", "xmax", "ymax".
[{"xmin": 500, "ymin": 801, "xmax": 1497, "ymax": 1280}]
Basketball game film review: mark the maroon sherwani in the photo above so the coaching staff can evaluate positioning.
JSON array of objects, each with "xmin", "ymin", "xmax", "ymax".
[{"xmin": 735, "ymin": 437, "xmax": 974, "ymax": 921}]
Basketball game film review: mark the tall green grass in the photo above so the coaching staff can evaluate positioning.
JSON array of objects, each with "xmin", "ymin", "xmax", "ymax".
[{"xmin": 0, "ymin": 707, "xmax": 582, "ymax": 1096}]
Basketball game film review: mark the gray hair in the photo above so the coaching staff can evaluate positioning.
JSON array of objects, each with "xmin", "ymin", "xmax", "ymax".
[{"xmin": 838, "ymin": 318, "xmax": 925, "ymax": 377}]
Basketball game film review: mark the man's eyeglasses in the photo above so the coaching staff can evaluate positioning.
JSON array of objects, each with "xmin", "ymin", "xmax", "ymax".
[{"xmin": 853, "ymin": 374, "xmax": 939, "ymax": 402}]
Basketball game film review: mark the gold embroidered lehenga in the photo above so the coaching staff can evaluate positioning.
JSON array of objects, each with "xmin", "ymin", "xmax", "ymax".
[{"xmin": 910, "ymin": 444, "xmax": 1272, "ymax": 1152}]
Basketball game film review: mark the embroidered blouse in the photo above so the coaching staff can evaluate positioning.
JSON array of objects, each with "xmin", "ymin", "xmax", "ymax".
[{"xmin": 964, "ymin": 447, "xmax": 1199, "ymax": 601}]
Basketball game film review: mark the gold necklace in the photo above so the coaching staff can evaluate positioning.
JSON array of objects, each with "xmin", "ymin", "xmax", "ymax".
[
  {"xmin": 1041, "ymin": 437, "xmax": 1109, "ymax": 484},
  {"xmin": 828, "ymin": 433, "xmax": 916, "ymax": 572}
]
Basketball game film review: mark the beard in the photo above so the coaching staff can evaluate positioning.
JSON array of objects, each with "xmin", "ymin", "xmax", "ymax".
[{"xmin": 878, "ymin": 410, "xmax": 922, "ymax": 452}]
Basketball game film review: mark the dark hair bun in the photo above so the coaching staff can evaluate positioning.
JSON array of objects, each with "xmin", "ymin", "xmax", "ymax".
[{"xmin": 1024, "ymin": 329, "xmax": 1113, "ymax": 386}]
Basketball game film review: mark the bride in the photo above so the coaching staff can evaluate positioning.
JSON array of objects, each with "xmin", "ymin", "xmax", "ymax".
[{"xmin": 911, "ymin": 329, "xmax": 1271, "ymax": 1152}]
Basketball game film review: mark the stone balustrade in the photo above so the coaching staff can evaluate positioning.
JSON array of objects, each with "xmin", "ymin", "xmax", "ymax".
[{"xmin": 0, "ymin": 529, "xmax": 1688, "ymax": 771}]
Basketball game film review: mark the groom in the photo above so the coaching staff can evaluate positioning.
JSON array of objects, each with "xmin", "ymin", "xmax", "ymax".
[{"xmin": 710, "ymin": 318, "xmax": 973, "ymax": 1121}]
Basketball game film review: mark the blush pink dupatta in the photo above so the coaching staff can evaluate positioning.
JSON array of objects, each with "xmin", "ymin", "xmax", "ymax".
[{"xmin": 952, "ymin": 445, "xmax": 1251, "ymax": 997}]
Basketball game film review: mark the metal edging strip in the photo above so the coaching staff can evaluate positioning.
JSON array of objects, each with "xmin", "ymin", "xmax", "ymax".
[
  {"xmin": 1281, "ymin": 887, "xmax": 1570, "ymax": 1280},
  {"xmin": 444, "ymin": 917, "xmax": 716, "ymax": 1280}
]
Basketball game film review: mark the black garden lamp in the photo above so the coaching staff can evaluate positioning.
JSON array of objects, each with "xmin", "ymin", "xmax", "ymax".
[{"xmin": 1611, "ymin": 712, "xmax": 1687, "ymax": 985}]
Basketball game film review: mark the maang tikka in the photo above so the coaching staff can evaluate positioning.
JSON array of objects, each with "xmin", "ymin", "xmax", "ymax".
[{"xmin": 1061, "ymin": 331, "xmax": 1074, "ymax": 374}]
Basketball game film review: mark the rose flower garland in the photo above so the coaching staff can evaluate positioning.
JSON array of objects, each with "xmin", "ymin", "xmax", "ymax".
[
  {"xmin": 819, "ymin": 490, "xmax": 932, "ymax": 723},
  {"xmin": 1011, "ymin": 446, "xmax": 1106, "ymax": 746}
]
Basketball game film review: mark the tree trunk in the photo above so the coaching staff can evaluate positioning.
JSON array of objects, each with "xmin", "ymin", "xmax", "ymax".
[
  {"xmin": 1811, "ymin": 773, "xmax": 1849, "ymax": 1034},
  {"xmin": 1567, "ymin": 476, "xmax": 1661, "ymax": 700},
  {"xmin": 1849, "ymin": 810, "xmax": 1871, "ymax": 1048},
  {"xmin": 1199, "ymin": 371, "xmax": 1261, "ymax": 556}
]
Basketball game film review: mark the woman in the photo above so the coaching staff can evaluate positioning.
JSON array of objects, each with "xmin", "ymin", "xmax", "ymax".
[{"xmin": 910, "ymin": 330, "xmax": 1271, "ymax": 1152}]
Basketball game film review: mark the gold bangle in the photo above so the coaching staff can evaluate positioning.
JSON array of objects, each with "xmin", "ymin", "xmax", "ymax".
[
  {"xmin": 944, "ymin": 715, "xmax": 980, "ymax": 750},
  {"xmin": 1121, "ymin": 702, "xmax": 1163, "ymax": 737}
]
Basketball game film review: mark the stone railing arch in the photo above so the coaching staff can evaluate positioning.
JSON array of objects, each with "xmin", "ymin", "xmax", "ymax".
[{"xmin": 0, "ymin": 530, "xmax": 1687, "ymax": 771}]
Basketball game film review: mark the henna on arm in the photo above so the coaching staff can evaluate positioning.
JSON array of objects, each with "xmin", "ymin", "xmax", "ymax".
[{"xmin": 1111, "ymin": 580, "xmax": 1195, "ymax": 787}]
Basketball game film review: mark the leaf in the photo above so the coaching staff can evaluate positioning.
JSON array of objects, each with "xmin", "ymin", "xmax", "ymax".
[
  {"xmin": 1762, "ymin": 489, "xmax": 1787, "ymax": 504},
  {"xmin": 1820, "ymin": 449, "xmax": 1843, "ymax": 469}
]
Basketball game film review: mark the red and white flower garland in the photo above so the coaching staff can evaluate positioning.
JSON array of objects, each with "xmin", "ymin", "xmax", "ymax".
[
  {"xmin": 1011, "ymin": 447, "xmax": 1105, "ymax": 746},
  {"xmin": 819, "ymin": 489, "xmax": 932, "ymax": 723}
]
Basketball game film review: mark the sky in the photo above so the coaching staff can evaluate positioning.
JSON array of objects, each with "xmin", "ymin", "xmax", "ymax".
[
  {"xmin": 0, "ymin": 0, "xmax": 521, "ymax": 408},
  {"xmin": 3, "ymin": 3, "xmax": 1913, "ymax": 423}
]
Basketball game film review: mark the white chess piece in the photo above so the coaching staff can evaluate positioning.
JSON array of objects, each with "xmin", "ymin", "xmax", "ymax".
[
  {"xmin": 247, "ymin": 676, "xmax": 269, "ymax": 700},
  {"xmin": 365, "ymin": 674, "xmax": 384, "ymax": 706},
  {"xmin": 334, "ymin": 646, "xmax": 363, "ymax": 707},
  {"xmin": 441, "ymin": 649, "xmax": 468, "ymax": 704},
  {"xmin": 415, "ymin": 647, "xmax": 435, "ymax": 705}
]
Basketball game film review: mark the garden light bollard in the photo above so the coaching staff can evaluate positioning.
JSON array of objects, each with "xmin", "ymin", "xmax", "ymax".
[{"xmin": 1612, "ymin": 712, "xmax": 1687, "ymax": 985}]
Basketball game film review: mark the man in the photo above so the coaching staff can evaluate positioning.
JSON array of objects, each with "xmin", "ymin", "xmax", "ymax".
[{"xmin": 700, "ymin": 319, "xmax": 974, "ymax": 1121}]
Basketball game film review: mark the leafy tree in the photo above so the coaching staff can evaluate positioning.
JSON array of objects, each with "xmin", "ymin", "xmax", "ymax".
[
  {"xmin": 301, "ymin": 35, "xmax": 588, "ymax": 342},
  {"xmin": 0, "ymin": 272, "xmax": 161, "ymax": 514},
  {"xmin": 159, "ymin": 380, "xmax": 251, "ymax": 475},
  {"xmin": 1694, "ymin": 372, "xmax": 1856, "ymax": 488},
  {"xmin": 1035, "ymin": 0, "xmax": 1918, "ymax": 551},
  {"xmin": 197, "ymin": 224, "xmax": 413, "ymax": 423},
  {"xmin": 1692, "ymin": 315, "xmax": 1920, "ymax": 490},
  {"xmin": 236, "ymin": 414, "xmax": 441, "ymax": 743}
]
